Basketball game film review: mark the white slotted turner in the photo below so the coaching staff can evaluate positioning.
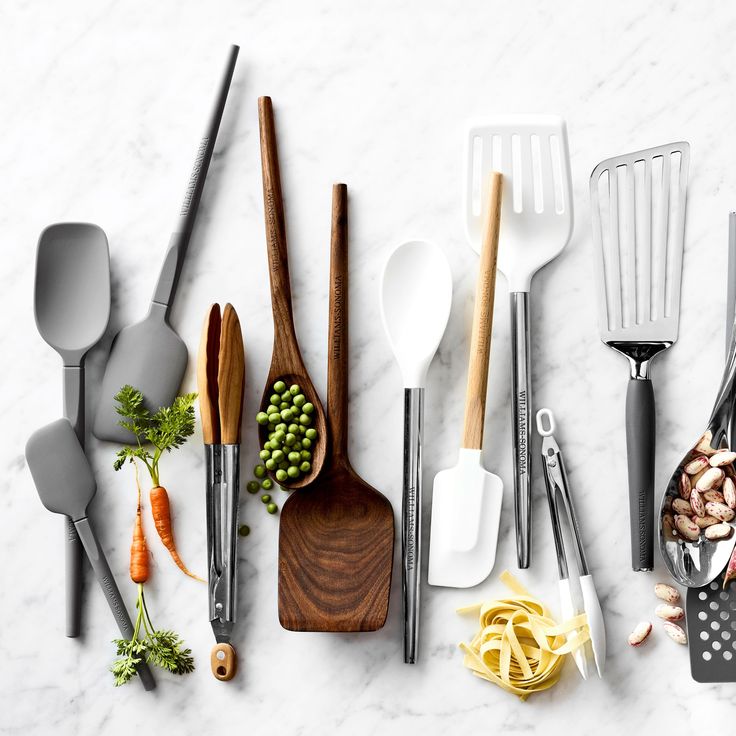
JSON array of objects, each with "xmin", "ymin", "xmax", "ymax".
[{"xmin": 464, "ymin": 116, "xmax": 574, "ymax": 568}]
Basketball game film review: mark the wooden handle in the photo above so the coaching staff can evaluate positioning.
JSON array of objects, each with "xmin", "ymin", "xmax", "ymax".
[
  {"xmin": 462, "ymin": 172, "xmax": 503, "ymax": 449},
  {"xmin": 211, "ymin": 642, "xmax": 237, "ymax": 681},
  {"xmin": 327, "ymin": 184, "xmax": 350, "ymax": 459},
  {"xmin": 258, "ymin": 96, "xmax": 299, "ymax": 359},
  {"xmin": 197, "ymin": 304, "xmax": 221, "ymax": 445},
  {"xmin": 218, "ymin": 304, "xmax": 245, "ymax": 444}
]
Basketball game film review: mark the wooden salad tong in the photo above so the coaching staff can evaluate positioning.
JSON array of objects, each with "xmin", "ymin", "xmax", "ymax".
[{"xmin": 198, "ymin": 303, "xmax": 245, "ymax": 681}]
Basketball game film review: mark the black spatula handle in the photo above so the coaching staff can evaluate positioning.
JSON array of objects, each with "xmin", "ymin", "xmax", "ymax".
[{"xmin": 625, "ymin": 378, "xmax": 655, "ymax": 571}]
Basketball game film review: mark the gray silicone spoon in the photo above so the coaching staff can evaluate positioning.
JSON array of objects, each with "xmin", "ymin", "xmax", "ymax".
[
  {"xmin": 35, "ymin": 222, "xmax": 111, "ymax": 637},
  {"xmin": 25, "ymin": 418, "xmax": 156, "ymax": 690},
  {"xmin": 93, "ymin": 44, "xmax": 239, "ymax": 443}
]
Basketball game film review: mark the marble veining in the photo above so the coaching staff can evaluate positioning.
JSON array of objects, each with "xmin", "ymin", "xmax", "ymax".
[{"xmin": 3, "ymin": 0, "xmax": 736, "ymax": 733}]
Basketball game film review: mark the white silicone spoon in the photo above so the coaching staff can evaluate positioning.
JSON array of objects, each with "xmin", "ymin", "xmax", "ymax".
[{"xmin": 380, "ymin": 240, "xmax": 452, "ymax": 663}]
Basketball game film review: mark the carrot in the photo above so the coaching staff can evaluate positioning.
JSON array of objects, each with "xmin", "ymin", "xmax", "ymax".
[
  {"xmin": 130, "ymin": 500, "xmax": 149, "ymax": 584},
  {"xmin": 150, "ymin": 485, "xmax": 204, "ymax": 582}
]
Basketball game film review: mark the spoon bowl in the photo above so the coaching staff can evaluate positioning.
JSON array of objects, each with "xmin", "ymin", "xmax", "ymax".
[
  {"xmin": 380, "ymin": 240, "xmax": 453, "ymax": 386},
  {"xmin": 257, "ymin": 369, "xmax": 327, "ymax": 491},
  {"xmin": 660, "ymin": 332, "xmax": 736, "ymax": 587},
  {"xmin": 35, "ymin": 223, "xmax": 110, "ymax": 362}
]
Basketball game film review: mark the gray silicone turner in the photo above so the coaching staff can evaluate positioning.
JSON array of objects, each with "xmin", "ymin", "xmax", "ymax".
[
  {"xmin": 26, "ymin": 418, "xmax": 156, "ymax": 690},
  {"xmin": 93, "ymin": 44, "xmax": 239, "ymax": 442},
  {"xmin": 35, "ymin": 222, "xmax": 111, "ymax": 637}
]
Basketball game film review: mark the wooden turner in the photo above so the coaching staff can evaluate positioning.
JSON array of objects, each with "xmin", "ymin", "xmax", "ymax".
[{"xmin": 278, "ymin": 184, "xmax": 395, "ymax": 631}]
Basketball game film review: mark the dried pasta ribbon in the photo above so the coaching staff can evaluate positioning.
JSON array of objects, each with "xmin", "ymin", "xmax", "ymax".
[{"xmin": 457, "ymin": 570, "xmax": 590, "ymax": 701}]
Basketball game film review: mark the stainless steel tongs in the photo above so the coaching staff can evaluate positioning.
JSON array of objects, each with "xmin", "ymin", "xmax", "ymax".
[
  {"xmin": 198, "ymin": 303, "xmax": 245, "ymax": 681},
  {"xmin": 536, "ymin": 408, "xmax": 606, "ymax": 680}
]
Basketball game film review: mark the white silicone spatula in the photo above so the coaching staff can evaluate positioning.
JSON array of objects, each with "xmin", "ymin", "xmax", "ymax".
[
  {"xmin": 429, "ymin": 173, "xmax": 504, "ymax": 588},
  {"xmin": 380, "ymin": 240, "xmax": 452, "ymax": 663}
]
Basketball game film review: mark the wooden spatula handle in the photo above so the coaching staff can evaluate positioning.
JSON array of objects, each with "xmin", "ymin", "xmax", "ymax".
[
  {"xmin": 327, "ymin": 183, "xmax": 350, "ymax": 459},
  {"xmin": 258, "ymin": 96, "xmax": 299, "ymax": 355},
  {"xmin": 462, "ymin": 172, "xmax": 503, "ymax": 450}
]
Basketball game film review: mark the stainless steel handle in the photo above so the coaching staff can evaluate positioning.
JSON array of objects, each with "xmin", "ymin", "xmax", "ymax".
[
  {"xmin": 510, "ymin": 292, "xmax": 532, "ymax": 569},
  {"xmin": 402, "ymin": 387, "xmax": 423, "ymax": 664},
  {"xmin": 207, "ymin": 444, "xmax": 240, "ymax": 630}
]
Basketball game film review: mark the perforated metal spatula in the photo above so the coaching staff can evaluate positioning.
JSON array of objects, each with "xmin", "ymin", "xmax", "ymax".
[
  {"xmin": 590, "ymin": 142, "xmax": 689, "ymax": 572},
  {"xmin": 465, "ymin": 116, "xmax": 573, "ymax": 569}
]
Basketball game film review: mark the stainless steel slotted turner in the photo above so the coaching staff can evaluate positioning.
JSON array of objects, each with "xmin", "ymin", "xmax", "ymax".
[
  {"xmin": 590, "ymin": 142, "xmax": 690, "ymax": 572},
  {"xmin": 465, "ymin": 116, "xmax": 574, "ymax": 569}
]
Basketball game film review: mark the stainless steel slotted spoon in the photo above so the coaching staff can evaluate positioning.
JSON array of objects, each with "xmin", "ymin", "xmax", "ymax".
[{"xmin": 590, "ymin": 142, "xmax": 690, "ymax": 572}]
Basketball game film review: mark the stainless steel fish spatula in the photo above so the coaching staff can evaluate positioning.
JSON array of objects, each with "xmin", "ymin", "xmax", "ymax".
[{"xmin": 590, "ymin": 142, "xmax": 689, "ymax": 571}]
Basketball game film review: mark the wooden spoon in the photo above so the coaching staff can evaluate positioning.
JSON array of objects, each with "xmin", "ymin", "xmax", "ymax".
[
  {"xmin": 278, "ymin": 184, "xmax": 395, "ymax": 631},
  {"xmin": 257, "ymin": 96, "xmax": 327, "ymax": 489}
]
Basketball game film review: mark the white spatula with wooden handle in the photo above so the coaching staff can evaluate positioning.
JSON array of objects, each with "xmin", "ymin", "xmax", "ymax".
[{"xmin": 428, "ymin": 172, "xmax": 503, "ymax": 588}]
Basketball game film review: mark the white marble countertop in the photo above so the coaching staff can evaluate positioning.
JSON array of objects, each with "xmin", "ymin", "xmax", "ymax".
[{"xmin": 4, "ymin": 0, "xmax": 736, "ymax": 733}]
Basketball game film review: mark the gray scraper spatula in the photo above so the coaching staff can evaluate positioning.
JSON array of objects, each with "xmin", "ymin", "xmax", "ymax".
[
  {"xmin": 26, "ymin": 418, "xmax": 156, "ymax": 690},
  {"xmin": 93, "ymin": 44, "xmax": 239, "ymax": 442}
]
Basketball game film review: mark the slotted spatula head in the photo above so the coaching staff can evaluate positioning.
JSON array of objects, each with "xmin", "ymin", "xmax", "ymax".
[
  {"xmin": 590, "ymin": 142, "xmax": 689, "ymax": 347},
  {"xmin": 464, "ymin": 116, "xmax": 573, "ymax": 291}
]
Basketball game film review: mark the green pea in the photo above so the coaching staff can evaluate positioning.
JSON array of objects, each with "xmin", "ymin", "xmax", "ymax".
[
  {"xmin": 256, "ymin": 412, "xmax": 269, "ymax": 425},
  {"xmin": 284, "ymin": 433, "xmax": 296, "ymax": 446},
  {"xmin": 293, "ymin": 394, "xmax": 306, "ymax": 408},
  {"xmin": 287, "ymin": 466, "xmax": 300, "ymax": 479},
  {"xmin": 279, "ymin": 402, "xmax": 289, "ymax": 411},
  {"xmin": 279, "ymin": 460, "xmax": 289, "ymax": 470},
  {"xmin": 279, "ymin": 390, "xmax": 290, "ymax": 401},
  {"xmin": 300, "ymin": 450, "xmax": 311, "ymax": 461},
  {"xmin": 272, "ymin": 449, "xmax": 284, "ymax": 463},
  {"xmin": 288, "ymin": 451, "xmax": 300, "ymax": 464},
  {"xmin": 262, "ymin": 478, "xmax": 273, "ymax": 490},
  {"xmin": 254, "ymin": 465, "xmax": 266, "ymax": 478},
  {"xmin": 276, "ymin": 469, "xmax": 287, "ymax": 482},
  {"xmin": 288, "ymin": 423, "xmax": 299, "ymax": 434},
  {"xmin": 238, "ymin": 524, "xmax": 250, "ymax": 537},
  {"xmin": 275, "ymin": 423, "xmax": 287, "ymax": 433},
  {"xmin": 292, "ymin": 439, "xmax": 302, "ymax": 451},
  {"xmin": 265, "ymin": 458, "xmax": 276, "ymax": 470},
  {"xmin": 302, "ymin": 402, "xmax": 314, "ymax": 415},
  {"xmin": 305, "ymin": 428, "xmax": 317, "ymax": 440},
  {"xmin": 260, "ymin": 448, "xmax": 272, "ymax": 459},
  {"xmin": 266, "ymin": 440, "xmax": 278, "ymax": 451},
  {"xmin": 267, "ymin": 432, "xmax": 275, "ymax": 440},
  {"xmin": 297, "ymin": 426, "xmax": 306, "ymax": 435},
  {"xmin": 266, "ymin": 404, "xmax": 280, "ymax": 415},
  {"xmin": 266, "ymin": 503, "xmax": 278, "ymax": 514},
  {"xmin": 299, "ymin": 461, "xmax": 311, "ymax": 473},
  {"xmin": 281, "ymin": 409, "xmax": 293, "ymax": 421},
  {"xmin": 301, "ymin": 437, "xmax": 312, "ymax": 450},
  {"xmin": 299, "ymin": 414, "xmax": 311, "ymax": 426},
  {"xmin": 273, "ymin": 430, "xmax": 284, "ymax": 442},
  {"xmin": 289, "ymin": 384, "xmax": 300, "ymax": 395},
  {"xmin": 267, "ymin": 422, "xmax": 276, "ymax": 431},
  {"xmin": 261, "ymin": 494, "xmax": 271, "ymax": 504},
  {"xmin": 247, "ymin": 480, "xmax": 260, "ymax": 494},
  {"xmin": 270, "ymin": 393, "xmax": 281, "ymax": 406},
  {"xmin": 273, "ymin": 380, "xmax": 286, "ymax": 393}
]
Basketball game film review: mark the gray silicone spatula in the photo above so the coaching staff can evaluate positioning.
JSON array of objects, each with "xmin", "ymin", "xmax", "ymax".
[
  {"xmin": 25, "ymin": 418, "xmax": 156, "ymax": 691},
  {"xmin": 35, "ymin": 222, "xmax": 111, "ymax": 637},
  {"xmin": 93, "ymin": 44, "xmax": 239, "ymax": 443}
]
